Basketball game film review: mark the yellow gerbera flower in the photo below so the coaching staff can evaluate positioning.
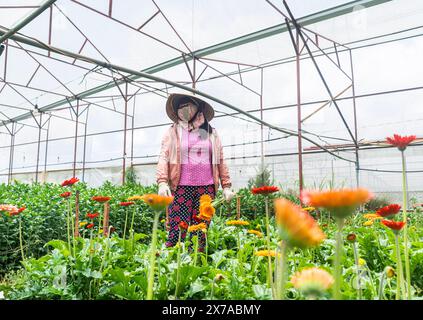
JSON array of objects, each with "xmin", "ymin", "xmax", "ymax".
[
  {"xmin": 274, "ymin": 198, "xmax": 325, "ymax": 248},
  {"xmin": 363, "ymin": 213, "xmax": 382, "ymax": 220},
  {"xmin": 358, "ymin": 258, "xmax": 366, "ymax": 266},
  {"xmin": 255, "ymin": 250, "xmax": 279, "ymax": 257},
  {"xmin": 188, "ymin": 223, "xmax": 207, "ymax": 233},
  {"xmin": 247, "ymin": 229, "xmax": 263, "ymax": 237},
  {"xmin": 291, "ymin": 267, "xmax": 334, "ymax": 296},
  {"xmin": 363, "ymin": 220, "xmax": 373, "ymax": 226},
  {"xmin": 226, "ymin": 220, "xmax": 250, "ymax": 226},
  {"xmin": 127, "ymin": 195, "xmax": 143, "ymax": 201},
  {"xmin": 79, "ymin": 221, "xmax": 88, "ymax": 227}
]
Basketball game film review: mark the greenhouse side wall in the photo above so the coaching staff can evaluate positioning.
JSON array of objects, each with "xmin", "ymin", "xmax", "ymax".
[{"xmin": 1, "ymin": 146, "xmax": 421, "ymax": 203}]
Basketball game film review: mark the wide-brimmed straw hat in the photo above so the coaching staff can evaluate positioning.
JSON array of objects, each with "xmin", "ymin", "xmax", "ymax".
[{"xmin": 166, "ymin": 93, "xmax": 214, "ymax": 123}]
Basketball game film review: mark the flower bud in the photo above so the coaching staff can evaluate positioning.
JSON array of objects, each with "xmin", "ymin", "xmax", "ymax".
[
  {"xmin": 385, "ymin": 266, "xmax": 395, "ymax": 278},
  {"xmin": 214, "ymin": 274, "xmax": 224, "ymax": 282},
  {"xmin": 346, "ymin": 233, "xmax": 356, "ymax": 242}
]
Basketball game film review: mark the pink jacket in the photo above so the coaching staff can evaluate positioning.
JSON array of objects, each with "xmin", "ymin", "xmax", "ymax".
[{"xmin": 156, "ymin": 124, "xmax": 232, "ymax": 192}]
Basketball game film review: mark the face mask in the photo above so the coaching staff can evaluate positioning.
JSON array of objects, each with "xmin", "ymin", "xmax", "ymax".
[{"xmin": 177, "ymin": 103, "xmax": 198, "ymax": 122}]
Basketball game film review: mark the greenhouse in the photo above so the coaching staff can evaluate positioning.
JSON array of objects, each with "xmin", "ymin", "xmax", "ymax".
[{"xmin": 0, "ymin": 0, "xmax": 422, "ymax": 303}]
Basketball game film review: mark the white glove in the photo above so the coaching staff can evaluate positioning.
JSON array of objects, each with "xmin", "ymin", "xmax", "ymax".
[
  {"xmin": 223, "ymin": 188, "xmax": 235, "ymax": 202},
  {"xmin": 158, "ymin": 182, "xmax": 172, "ymax": 197}
]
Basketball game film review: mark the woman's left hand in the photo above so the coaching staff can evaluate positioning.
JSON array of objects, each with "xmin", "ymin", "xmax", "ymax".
[{"xmin": 223, "ymin": 188, "xmax": 236, "ymax": 202}]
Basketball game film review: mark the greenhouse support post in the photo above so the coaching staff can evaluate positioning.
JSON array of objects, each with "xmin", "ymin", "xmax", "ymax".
[
  {"xmin": 72, "ymin": 99, "xmax": 80, "ymax": 178},
  {"xmin": 82, "ymin": 107, "xmax": 90, "ymax": 183},
  {"xmin": 122, "ymin": 81, "xmax": 129, "ymax": 185},
  {"xmin": 349, "ymin": 49, "xmax": 360, "ymax": 187}
]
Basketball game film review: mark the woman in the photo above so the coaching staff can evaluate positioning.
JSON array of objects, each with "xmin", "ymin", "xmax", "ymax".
[{"xmin": 156, "ymin": 93, "xmax": 235, "ymax": 251}]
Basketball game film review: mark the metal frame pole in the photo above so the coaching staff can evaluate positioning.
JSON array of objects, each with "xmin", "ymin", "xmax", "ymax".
[
  {"xmin": 72, "ymin": 99, "xmax": 79, "ymax": 177},
  {"xmin": 349, "ymin": 49, "xmax": 360, "ymax": 187},
  {"xmin": 131, "ymin": 95, "xmax": 135, "ymax": 167},
  {"xmin": 0, "ymin": 0, "xmax": 57, "ymax": 43},
  {"xmin": 82, "ymin": 107, "xmax": 89, "ymax": 182},
  {"xmin": 43, "ymin": 116, "xmax": 51, "ymax": 181},
  {"xmin": 295, "ymin": 30, "xmax": 304, "ymax": 194},
  {"xmin": 260, "ymin": 68, "xmax": 265, "ymax": 177},
  {"xmin": 122, "ymin": 81, "xmax": 128, "ymax": 185},
  {"xmin": 34, "ymin": 112, "xmax": 43, "ymax": 183},
  {"xmin": 7, "ymin": 122, "xmax": 16, "ymax": 184}
]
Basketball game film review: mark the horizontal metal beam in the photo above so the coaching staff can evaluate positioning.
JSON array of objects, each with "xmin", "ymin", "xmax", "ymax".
[{"xmin": 0, "ymin": 0, "xmax": 391, "ymax": 124}]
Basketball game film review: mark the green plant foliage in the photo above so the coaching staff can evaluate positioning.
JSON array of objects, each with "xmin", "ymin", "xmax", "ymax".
[{"xmin": 0, "ymin": 182, "xmax": 422, "ymax": 300}]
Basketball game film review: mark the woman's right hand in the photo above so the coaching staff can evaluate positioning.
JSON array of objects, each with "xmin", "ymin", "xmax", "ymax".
[{"xmin": 158, "ymin": 182, "xmax": 172, "ymax": 197}]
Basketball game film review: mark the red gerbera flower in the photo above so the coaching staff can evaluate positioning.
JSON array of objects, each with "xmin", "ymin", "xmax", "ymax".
[
  {"xmin": 9, "ymin": 206, "xmax": 26, "ymax": 216},
  {"xmin": 193, "ymin": 214, "xmax": 203, "ymax": 223},
  {"xmin": 120, "ymin": 201, "xmax": 134, "ymax": 207},
  {"xmin": 381, "ymin": 220, "xmax": 406, "ymax": 233},
  {"xmin": 386, "ymin": 134, "xmax": 416, "ymax": 151},
  {"xmin": 376, "ymin": 204, "xmax": 401, "ymax": 218},
  {"xmin": 86, "ymin": 223, "xmax": 94, "ymax": 229},
  {"xmin": 61, "ymin": 177, "xmax": 79, "ymax": 187},
  {"xmin": 60, "ymin": 191, "xmax": 71, "ymax": 198},
  {"xmin": 179, "ymin": 221, "xmax": 188, "ymax": 230},
  {"xmin": 92, "ymin": 196, "xmax": 111, "ymax": 203},
  {"xmin": 251, "ymin": 186, "xmax": 279, "ymax": 195},
  {"xmin": 86, "ymin": 212, "xmax": 99, "ymax": 219}
]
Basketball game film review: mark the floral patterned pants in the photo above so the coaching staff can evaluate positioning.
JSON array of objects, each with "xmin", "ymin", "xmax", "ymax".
[{"xmin": 166, "ymin": 184, "xmax": 215, "ymax": 251}]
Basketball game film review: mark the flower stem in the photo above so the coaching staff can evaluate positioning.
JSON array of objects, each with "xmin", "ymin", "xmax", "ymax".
[
  {"xmin": 276, "ymin": 240, "xmax": 288, "ymax": 300},
  {"xmin": 130, "ymin": 206, "xmax": 136, "ymax": 253},
  {"xmin": 175, "ymin": 231, "xmax": 182, "ymax": 299},
  {"xmin": 378, "ymin": 272, "xmax": 386, "ymax": 300},
  {"xmin": 264, "ymin": 196, "xmax": 274, "ymax": 295},
  {"xmin": 352, "ymin": 242, "xmax": 362, "ymax": 300},
  {"xmin": 123, "ymin": 208, "xmax": 129, "ymax": 247},
  {"xmin": 400, "ymin": 151, "xmax": 411, "ymax": 299},
  {"xmin": 66, "ymin": 199, "xmax": 71, "ymax": 251},
  {"xmin": 147, "ymin": 211, "xmax": 160, "ymax": 300},
  {"xmin": 333, "ymin": 218, "xmax": 344, "ymax": 300},
  {"xmin": 394, "ymin": 233, "xmax": 406, "ymax": 300},
  {"xmin": 18, "ymin": 216, "xmax": 25, "ymax": 262},
  {"xmin": 193, "ymin": 235, "xmax": 199, "ymax": 266}
]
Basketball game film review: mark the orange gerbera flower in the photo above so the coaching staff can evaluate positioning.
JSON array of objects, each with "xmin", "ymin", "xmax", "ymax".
[
  {"xmin": 141, "ymin": 194, "xmax": 173, "ymax": 211},
  {"xmin": 274, "ymin": 198, "xmax": 325, "ymax": 248},
  {"xmin": 247, "ymin": 229, "xmax": 263, "ymax": 237},
  {"xmin": 199, "ymin": 194, "xmax": 212, "ymax": 204},
  {"xmin": 188, "ymin": 223, "xmax": 207, "ymax": 233},
  {"xmin": 291, "ymin": 267, "xmax": 334, "ymax": 296},
  {"xmin": 199, "ymin": 203, "xmax": 215, "ymax": 221},
  {"xmin": 301, "ymin": 188, "xmax": 373, "ymax": 218},
  {"xmin": 92, "ymin": 196, "xmax": 111, "ymax": 203}
]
